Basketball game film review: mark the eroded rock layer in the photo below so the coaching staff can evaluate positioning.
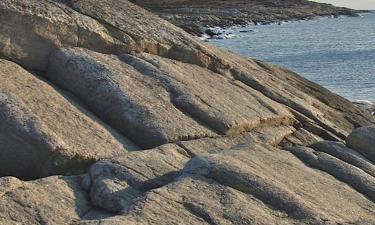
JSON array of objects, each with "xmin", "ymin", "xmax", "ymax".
[
  {"xmin": 0, "ymin": 59, "xmax": 137, "ymax": 179},
  {"xmin": 0, "ymin": 0, "xmax": 374, "ymax": 224}
]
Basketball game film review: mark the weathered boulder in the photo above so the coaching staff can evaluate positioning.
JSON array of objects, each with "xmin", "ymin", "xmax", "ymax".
[
  {"xmin": 0, "ymin": 59, "xmax": 136, "ymax": 179},
  {"xmin": 346, "ymin": 126, "xmax": 375, "ymax": 163}
]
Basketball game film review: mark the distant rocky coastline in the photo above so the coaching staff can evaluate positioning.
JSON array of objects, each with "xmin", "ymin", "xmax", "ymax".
[{"xmin": 129, "ymin": 0, "xmax": 367, "ymax": 37}]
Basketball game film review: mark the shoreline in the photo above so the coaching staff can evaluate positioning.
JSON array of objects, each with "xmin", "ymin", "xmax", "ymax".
[
  {"xmin": 353, "ymin": 101, "xmax": 375, "ymax": 116},
  {"xmin": 206, "ymin": 12, "xmax": 375, "ymax": 112},
  {"xmin": 199, "ymin": 11, "xmax": 373, "ymax": 40},
  {"xmin": 129, "ymin": 0, "xmax": 368, "ymax": 36}
]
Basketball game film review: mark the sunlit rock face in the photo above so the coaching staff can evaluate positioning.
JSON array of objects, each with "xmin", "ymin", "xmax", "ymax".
[{"xmin": 0, "ymin": 0, "xmax": 374, "ymax": 224}]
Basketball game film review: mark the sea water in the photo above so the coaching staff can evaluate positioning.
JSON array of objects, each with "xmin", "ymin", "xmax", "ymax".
[{"xmin": 210, "ymin": 13, "xmax": 375, "ymax": 102}]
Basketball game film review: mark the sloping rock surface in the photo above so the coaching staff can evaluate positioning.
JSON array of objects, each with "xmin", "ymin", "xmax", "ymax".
[
  {"xmin": 0, "ymin": 176, "xmax": 89, "ymax": 225},
  {"xmin": 1, "ymin": 137, "xmax": 374, "ymax": 225},
  {"xmin": 0, "ymin": 59, "xmax": 137, "ymax": 179},
  {"xmin": 79, "ymin": 128, "xmax": 374, "ymax": 224},
  {"xmin": 0, "ymin": 0, "xmax": 374, "ymax": 224},
  {"xmin": 0, "ymin": 0, "xmax": 128, "ymax": 70},
  {"xmin": 1, "ymin": 0, "xmax": 374, "ymax": 139},
  {"xmin": 47, "ymin": 47, "xmax": 293, "ymax": 148}
]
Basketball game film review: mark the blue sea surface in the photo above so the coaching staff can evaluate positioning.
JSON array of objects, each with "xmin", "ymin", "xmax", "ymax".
[{"xmin": 210, "ymin": 13, "xmax": 375, "ymax": 102}]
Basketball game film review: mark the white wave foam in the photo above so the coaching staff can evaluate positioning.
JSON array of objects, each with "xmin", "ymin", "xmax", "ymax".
[{"xmin": 353, "ymin": 100, "xmax": 374, "ymax": 105}]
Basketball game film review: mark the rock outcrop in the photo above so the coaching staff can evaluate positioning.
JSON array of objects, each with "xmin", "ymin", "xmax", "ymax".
[
  {"xmin": 2, "ymin": 134, "xmax": 375, "ymax": 225},
  {"xmin": 0, "ymin": 59, "xmax": 137, "ymax": 179},
  {"xmin": 47, "ymin": 47, "xmax": 293, "ymax": 148},
  {"xmin": 0, "ymin": 0, "xmax": 374, "ymax": 224},
  {"xmin": 289, "ymin": 127, "xmax": 375, "ymax": 203},
  {"xmin": 128, "ymin": 0, "xmax": 362, "ymax": 35},
  {"xmin": 75, "ymin": 142, "xmax": 375, "ymax": 225},
  {"xmin": 0, "ymin": 175, "xmax": 113, "ymax": 224}
]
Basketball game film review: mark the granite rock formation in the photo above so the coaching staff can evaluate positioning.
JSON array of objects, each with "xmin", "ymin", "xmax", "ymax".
[{"xmin": 0, "ymin": 0, "xmax": 374, "ymax": 224}]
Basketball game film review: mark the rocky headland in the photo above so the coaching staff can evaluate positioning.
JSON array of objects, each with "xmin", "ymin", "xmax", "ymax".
[
  {"xmin": 129, "ymin": 0, "xmax": 365, "ymax": 36},
  {"xmin": 0, "ymin": 0, "xmax": 374, "ymax": 224}
]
